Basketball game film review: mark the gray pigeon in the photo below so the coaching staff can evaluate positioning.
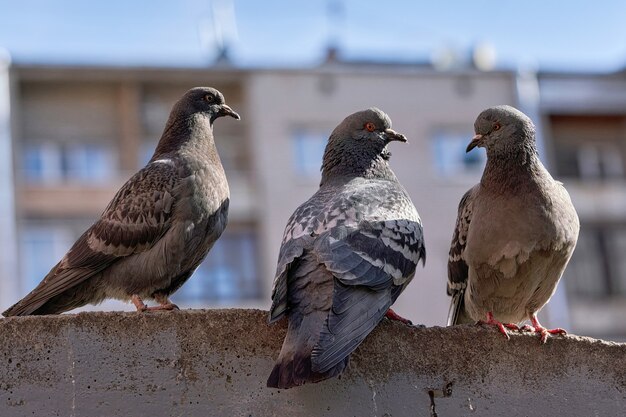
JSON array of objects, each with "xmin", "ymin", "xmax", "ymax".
[
  {"xmin": 447, "ymin": 105, "xmax": 579, "ymax": 342},
  {"xmin": 3, "ymin": 87, "xmax": 239, "ymax": 316},
  {"xmin": 267, "ymin": 108, "xmax": 426, "ymax": 389}
]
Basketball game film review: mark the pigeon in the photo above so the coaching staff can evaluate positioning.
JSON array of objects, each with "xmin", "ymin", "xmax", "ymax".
[
  {"xmin": 267, "ymin": 108, "xmax": 426, "ymax": 389},
  {"xmin": 446, "ymin": 105, "xmax": 579, "ymax": 343},
  {"xmin": 3, "ymin": 87, "xmax": 240, "ymax": 317}
]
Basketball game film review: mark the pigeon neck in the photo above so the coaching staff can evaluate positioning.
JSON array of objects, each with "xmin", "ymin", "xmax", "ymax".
[
  {"xmin": 320, "ymin": 150, "xmax": 396, "ymax": 186},
  {"xmin": 152, "ymin": 113, "xmax": 217, "ymax": 160},
  {"xmin": 481, "ymin": 145, "xmax": 544, "ymax": 192}
]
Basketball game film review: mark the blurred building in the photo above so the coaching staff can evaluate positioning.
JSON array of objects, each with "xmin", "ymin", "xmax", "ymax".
[
  {"xmin": 539, "ymin": 70, "xmax": 626, "ymax": 340},
  {"xmin": 1, "ymin": 60, "xmax": 625, "ymax": 341}
]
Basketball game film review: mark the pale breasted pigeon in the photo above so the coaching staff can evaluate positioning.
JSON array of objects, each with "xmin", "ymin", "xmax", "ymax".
[{"xmin": 447, "ymin": 105, "xmax": 579, "ymax": 343}]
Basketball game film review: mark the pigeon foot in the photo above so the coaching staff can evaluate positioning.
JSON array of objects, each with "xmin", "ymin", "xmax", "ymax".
[
  {"xmin": 131, "ymin": 294, "xmax": 179, "ymax": 312},
  {"xmin": 131, "ymin": 295, "xmax": 148, "ymax": 312},
  {"xmin": 478, "ymin": 312, "xmax": 520, "ymax": 340},
  {"xmin": 385, "ymin": 308, "xmax": 412, "ymax": 325},
  {"xmin": 524, "ymin": 315, "xmax": 567, "ymax": 344},
  {"xmin": 145, "ymin": 303, "xmax": 180, "ymax": 311}
]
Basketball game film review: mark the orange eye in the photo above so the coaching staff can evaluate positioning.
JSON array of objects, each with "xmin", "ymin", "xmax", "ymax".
[
  {"xmin": 365, "ymin": 122, "xmax": 376, "ymax": 132},
  {"xmin": 493, "ymin": 123, "xmax": 501, "ymax": 131}
]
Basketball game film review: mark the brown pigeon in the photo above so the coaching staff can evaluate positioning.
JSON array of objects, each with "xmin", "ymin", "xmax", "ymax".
[
  {"xmin": 447, "ymin": 105, "xmax": 579, "ymax": 343},
  {"xmin": 267, "ymin": 108, "xmax": 426, "ymax": 388},
  {"xmin": 3, "ymin": 87, "xmax": 239, "ymax": 316}
]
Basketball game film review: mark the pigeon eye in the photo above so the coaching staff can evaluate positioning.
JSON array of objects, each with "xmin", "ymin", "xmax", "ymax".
[
  {"xmin": 365, "ymin": 122, "xmax": 376, "ymax": 132},
  {"xmin": 493, "ymin": 123, "xmax": 501, "ymax": 131},
  {"xmin": 204, "ymin": 94, "xmax": 215, "ymax": 103}
]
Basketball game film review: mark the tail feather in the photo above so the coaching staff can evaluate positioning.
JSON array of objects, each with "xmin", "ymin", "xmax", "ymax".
[
  {"xmin": 3, "ymin": 281, "xmax": 98, "ymax": 317},
  {"xmin": 447, "ymin": 290, "xmax": 473, "ymax": 326},
  {"xmin": 267, "ymin": 252, "xmax": 341, "ymax": 389},
  {"xmin": 2, "ymin": 301, "xmax": 34, "ymax": 317},
  {"xmin": 3, "ymin": 294, "xmax": 52, "ymax": 317},
  {"xmin": 266, "ymin": 352, "xmax": 347, "ymax": 389},
  {"xmin": 267, "ymin": 307, "xmax": 347, "ymax": 389}
]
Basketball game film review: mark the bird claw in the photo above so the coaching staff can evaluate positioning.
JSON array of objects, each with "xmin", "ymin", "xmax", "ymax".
[
  {"xmin": 531, "ymin": 326, "xmax": 567, "ymax": 344},
  {"xmin": 131, "ymin": 295, "xmax": 148, "ymax": 312},
  {"xmin": 520, "ymin": 324, "xmax": 535, "ymax": 332},
  {"xmin": 477, "ymin": 312, "xmax": 520, "ymax": 340},
  {"xmin": 146, "ymin": 303, "xmax": 180, "ymax": 311},
  {"xmin": 528, "ymin": 316, "xmax": 567, "ymax": 343},
  {"xmin": 131, "ymin": 295, "xmax": 179, "ymax": 312},
  {"xmin": 385, "ymin": 308, "xmax": 413, "ymax": 325}
]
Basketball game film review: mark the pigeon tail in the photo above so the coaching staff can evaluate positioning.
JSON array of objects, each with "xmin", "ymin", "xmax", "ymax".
[
  {"xmin": 266, "ymin": 351, "xmax": 347, "ymax": 389},
  {"xmin": 2, "ymin": 302, "xmax": 28, "ymax": 317},
  {"xmin": 3, "ymin": 280, "xmax": 99, "ymax": 317},
  {"xmin": 2, "ymin": 301, "xmax": 41, "ymax": 317},
  {"xmin": 4, "ymin": 299, "xmax": 76, "ymax": 317},
  {"xmin": 267, "ymin": 307, "xmax": 346, "ymax": 389},
  {"xmin": 447, "ymin": 290, "xmax": 473, "ymax": 326},
  {"xmin": 4, "ymin": 296, "xmax": 81, "ymax": 317}
]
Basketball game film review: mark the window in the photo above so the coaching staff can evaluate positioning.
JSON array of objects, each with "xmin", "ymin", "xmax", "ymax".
[
  {"xmin": 554, "ymin": 142, "xmax": 625, "ymax": 180},
  {"xmin": 20, "ymin": 226, "xmax": 73, "ymax": 293},
  {"xmin": 292, "ymin": 129, "xmax": 328, "ymax": 178},
  {"xmin": 65, "ymin": 145, "xmax": 114, "ymax": 182},
  {"xmin": 23, "ymin": 143, "xmax": 63, "ymax": 184},
  {"xmin": 550, "ymin": 114, "xmax": 626, "ymax": 181},
  {"xmin": 172, "ymin": 230, "xmax": 260, "ymax": 304},
  {"xmin": 432, "ymin": 130, "xmax": 485, "ymax": 177},
  {"xmin": 22, "ymin": 142, "xmax": 115, "ymax": 184},
  {"xmin": 565, "ymin": 224, "xmax": 626, "ymax": 298}
]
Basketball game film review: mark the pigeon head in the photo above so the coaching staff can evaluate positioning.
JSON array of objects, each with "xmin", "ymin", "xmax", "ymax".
[
  {"xmin": 320, "ymin": 108, "xmax": 407, "ymax": 185},
  {"xmin": 330, "ymin": 108, "xmax": 407, "ymax": 145},
  {"xmin": 466, "ymin": 105, "xmax": 536, "ymax": 156},
  {"xmin": 173, "ymin": 87, "xmax": 240, "ymax": 123},
  {"xmin": 153, "ymin": 87, "xmax": 240, "ymax": 159}
]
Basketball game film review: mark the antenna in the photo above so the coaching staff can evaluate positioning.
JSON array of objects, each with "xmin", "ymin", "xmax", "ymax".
[
  {"xmin": 325, "ymin": 0, "xmax": 345, "ymax": 60},
  {"xmin": 198, "ymin": 0, "xmax": 239, "ymax": 65}
]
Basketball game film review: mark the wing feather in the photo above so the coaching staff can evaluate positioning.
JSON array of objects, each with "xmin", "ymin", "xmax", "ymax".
[{"xmin": 446, "ymin": 187, "xmax": 476, "ymax": 325}]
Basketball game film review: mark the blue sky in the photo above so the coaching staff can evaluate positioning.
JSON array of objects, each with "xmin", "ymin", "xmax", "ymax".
[{"xmin": 0, "ymin": 0, "xmax": 625, "ymax": 71}]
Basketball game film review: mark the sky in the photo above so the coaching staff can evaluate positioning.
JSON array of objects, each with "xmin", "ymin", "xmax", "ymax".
[{"xmin": 0, "ymin": 0, "xmax": 625, "ymax": 72}]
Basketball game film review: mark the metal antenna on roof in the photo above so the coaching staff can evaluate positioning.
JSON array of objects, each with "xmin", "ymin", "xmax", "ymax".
[
  {"xmin": 198, "ymin": 0, "xmax": 239, "ymax": 66},
  {"xmin": 324, "ymin": 0, "xmax": 345, "ymax": 63}
]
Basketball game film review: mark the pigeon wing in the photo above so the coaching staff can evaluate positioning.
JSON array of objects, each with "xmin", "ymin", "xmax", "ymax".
[
  {"xmin": 446, "ymin": 187, "xmax": 476, "ymax": 326},
  {"xmin": 310, "ymin": 218, "xmax": 425, "ymax": 373}
]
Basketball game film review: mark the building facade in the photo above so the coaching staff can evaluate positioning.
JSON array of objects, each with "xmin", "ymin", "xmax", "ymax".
[{"xmin": 538, "ymin": 70, "xmax": 626, "ymax": 340}]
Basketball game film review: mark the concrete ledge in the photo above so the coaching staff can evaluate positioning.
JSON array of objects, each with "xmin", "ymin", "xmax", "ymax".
[{"xmin": 1, "ymin": 309, "xmax": 625, "ymax": 416}]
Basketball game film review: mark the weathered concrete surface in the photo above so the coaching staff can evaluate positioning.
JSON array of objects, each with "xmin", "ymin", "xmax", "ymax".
[{"xmin": 0, "ymin": 309, "xmax": 624, "ymax": 417}]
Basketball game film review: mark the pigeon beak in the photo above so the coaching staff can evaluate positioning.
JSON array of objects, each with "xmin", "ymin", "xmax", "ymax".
[
  {"xmin": 384, "ymin": 128, "xmax": 408, "ymax": 143},
  {"xmin": 466, "ymin": 134, "xmax": 483, "ymax": 153},
  {"xmin": 217, "ymin": 104, "xmax": 241, "ymax": 120}
]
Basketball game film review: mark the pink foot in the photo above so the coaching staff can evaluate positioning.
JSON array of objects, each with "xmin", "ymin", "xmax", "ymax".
[
  {"xmin": 145, "ymin": 303, "xmax": 179, "ymax": 311},
  {"xmin": 131, "ymin": 295, "xmax": 148, "ymax": 312},
  {"xmin": 131, "ymin": 295, "xmax": 179, "ymax": 312},
  {"xmin": 385, "ymin": 308, "xmax": 412, "ymax": 325},
  {"xmin": 528, "ymin": 315, "xmax": 567, "ymax": 344},
  {"xmin": 478, "ymin": 312, "xmax": 520, "ymax": 340}
]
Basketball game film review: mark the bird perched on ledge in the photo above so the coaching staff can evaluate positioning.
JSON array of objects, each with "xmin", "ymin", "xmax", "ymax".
[
  {"xmin": 267, "ymin": 108, "xmax": 426, "ymax": 389},
  {"xmin": 3, "ymin": 87, "xmax": 239, "ymax": 317},
  {"xmin": 447, "ymin": 105, "xmax": 579, "ymax": 343}
]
